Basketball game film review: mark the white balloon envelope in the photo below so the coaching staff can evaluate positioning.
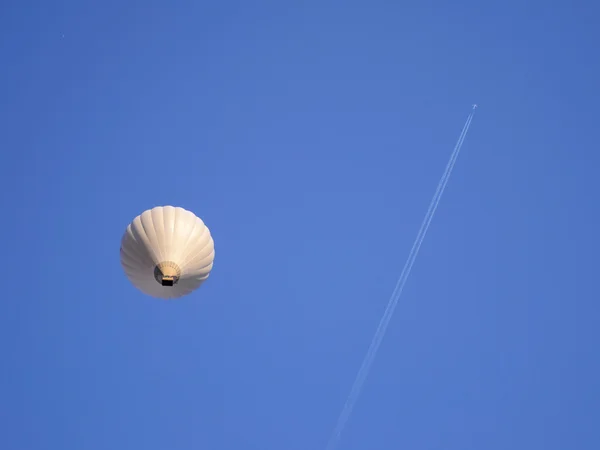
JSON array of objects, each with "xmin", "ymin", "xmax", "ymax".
[{"xmin": 120, "ymin": 205, "xmax": 215, "ymax": 299}]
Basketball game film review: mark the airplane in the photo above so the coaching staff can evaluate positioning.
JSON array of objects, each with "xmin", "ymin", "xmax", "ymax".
[{"xmin": 472, "ymin": 104, "xmax": 478, "ymax": 109}]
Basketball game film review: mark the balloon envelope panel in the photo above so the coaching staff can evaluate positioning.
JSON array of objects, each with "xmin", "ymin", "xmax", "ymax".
[{"xmin": 120, "ymin": 205, "xmax": 215, "ymax": 299}]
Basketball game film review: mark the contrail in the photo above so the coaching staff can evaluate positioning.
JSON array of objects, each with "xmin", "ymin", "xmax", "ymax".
[{"xmin": 324, "ymin": 106, "xmax": 477, "ymax": 450}]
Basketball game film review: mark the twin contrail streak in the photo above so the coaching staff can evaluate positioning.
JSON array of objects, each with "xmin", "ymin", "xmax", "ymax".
[{"xmin": 324, "ymin": 106, "xmax": 477, "ymax": 450}]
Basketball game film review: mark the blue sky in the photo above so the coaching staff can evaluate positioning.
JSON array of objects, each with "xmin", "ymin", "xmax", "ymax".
[{"xmin": 1, "ymin": 1, "xmax": 599, "ymax": 449}]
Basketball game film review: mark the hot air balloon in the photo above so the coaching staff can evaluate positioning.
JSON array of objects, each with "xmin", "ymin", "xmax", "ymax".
[{"xmin": 120, "ymin": 205, "xmax": 215, "ymax": 299}]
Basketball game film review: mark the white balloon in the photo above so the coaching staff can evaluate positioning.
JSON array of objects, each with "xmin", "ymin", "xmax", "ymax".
[{"xmin": 120, "ymin": 206, "xmax": 215, "ymax": 299}]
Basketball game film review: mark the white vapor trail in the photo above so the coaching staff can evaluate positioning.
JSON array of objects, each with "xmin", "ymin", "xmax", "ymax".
[{"xmin": 324, "ymin": 107, "xmax": 477, "ymax": 450}]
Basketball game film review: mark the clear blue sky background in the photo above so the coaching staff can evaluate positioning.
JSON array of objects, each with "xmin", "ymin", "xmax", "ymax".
[{"xmin": 1, "ymin": 1, "xmax": 599, "ymax": 449}]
